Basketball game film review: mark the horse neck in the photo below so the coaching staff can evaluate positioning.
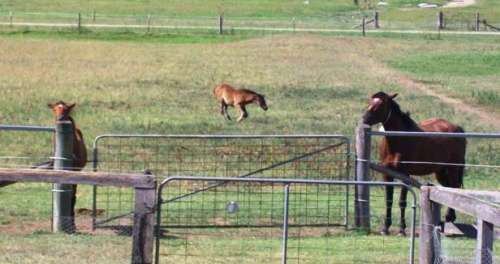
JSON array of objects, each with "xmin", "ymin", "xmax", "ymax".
[
  {"xmin": 382, "ymin": 107, "xmax": 421, "ymax": 150},
  {"xmin": 383, "ymin": 107, "xmax": 420, "ymax": 132}
]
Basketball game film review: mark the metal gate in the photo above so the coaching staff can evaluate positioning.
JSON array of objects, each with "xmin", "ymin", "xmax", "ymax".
[
  {"xmin": 91, "ymin": 134, "xmax": 351, "ymax": 229},
  {"xmin": 156, "ymin": 177, "xmax": 417, "ymax": 264}
]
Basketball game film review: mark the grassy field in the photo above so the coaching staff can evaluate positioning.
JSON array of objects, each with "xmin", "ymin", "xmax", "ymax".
[{"xmin": 0, "ymin": 2, "xmax": 499, "ymax": 262}]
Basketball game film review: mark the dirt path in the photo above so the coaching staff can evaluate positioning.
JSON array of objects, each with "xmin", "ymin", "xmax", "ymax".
[
  {"xmin": 396, "ymin": 76, "xmax": 500, "ymax": 129},
  {"xmin": 444, "ymin": 0, "xmax": 476, "ymax": 8}
]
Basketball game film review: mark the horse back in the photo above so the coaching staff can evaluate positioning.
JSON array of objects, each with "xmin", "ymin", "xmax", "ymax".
[{"xmin": 379, "ymin": 118, "xmax": 466, "ymax": 175}]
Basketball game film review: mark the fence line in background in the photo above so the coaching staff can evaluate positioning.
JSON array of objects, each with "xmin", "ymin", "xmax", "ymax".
[{"xmin": 1, "ymin": 10, "xmax": 500, "ymax": 36}]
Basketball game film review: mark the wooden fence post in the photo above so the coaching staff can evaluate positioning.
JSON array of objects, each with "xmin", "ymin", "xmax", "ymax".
[
  {"xmin": 147, "ymin": 14, "xmax": 152, "ymax": 33},
  {"xmin": 475, "ymin": 12, "xmax": 480, "ymax": 31},
  {"xmin": 52, "ymin": 121, "xmax": 75, "ymax": 233},
  {"xmin": 131, "ymin": 185, "xmax": 156, "ymax": 264},
  {"xmin": 9, "ymin": 11, "xmax": 13, "ymax": 27},
  {"xmin": 362, "ymin": 17, "xmax": 366, "ymax": 36},
  {"xmin": 419, "ymin": 186, "xmax": 434, "ymax": 264},
  {"xmin": 92, "ymin": 10, "xmax": 96, "ymax": 23},
  {"xmin": 374, "ymin": 11, "xmax": 380, "ymax": 29},
  {"xmin": 437, "ymin": 11, "xmax": 444, "ymax": 30},
  {"xmin": 355, "ymin": 123, "xmax": 371, "ymax": 230},
  {"xmin": 219, "ymin": 14, "xmax": 224, "ymax": 35},
  {"xmin": 475, "ymin": 220, "xmax": 494, "ymax": 264},
  {"xmin": 77, "ymin": 13, "xmax": 82, "ymax": 33}
]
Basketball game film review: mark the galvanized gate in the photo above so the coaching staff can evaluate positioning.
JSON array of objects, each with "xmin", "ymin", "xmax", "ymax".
[
  {"xmin": 91, "ymin": 134, "xmax": 351, "ymax": 229},
  {"xmin": 156, "ymin": 177, "xmax": 417, "ymax": 264}
]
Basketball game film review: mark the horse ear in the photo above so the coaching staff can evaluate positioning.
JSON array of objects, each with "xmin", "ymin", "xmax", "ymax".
[
  {"xmin": 68, "ymin": 103, "xmax": 76, "ymax": 110},
  {"xmin": 390, "ymin": 93, "xmax": 398, "ymax": 99},
  {"xmin": 47, "ymin": 103, "xmax": 54, "ymax": 109}
]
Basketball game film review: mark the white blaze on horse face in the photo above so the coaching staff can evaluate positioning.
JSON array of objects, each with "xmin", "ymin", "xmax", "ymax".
[{"xmin": 368, "ymin": 97, "xmax": 382, "ymax": 111}]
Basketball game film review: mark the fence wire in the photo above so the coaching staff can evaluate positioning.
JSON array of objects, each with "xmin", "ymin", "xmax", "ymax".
[
  {"xmin": 368, "ymin": 134, "xmax": 500, "ymax": 191},
  {"xmin": 92, "ymin": 135, "xmax": 350, "ymax": 229},
  {"xmin": 0, "ymin": 182, "xmax": 133, "ymax": 263},
  {"xmin": 157, "ymin": 178, "xmax": 416, "ymax": 264}
]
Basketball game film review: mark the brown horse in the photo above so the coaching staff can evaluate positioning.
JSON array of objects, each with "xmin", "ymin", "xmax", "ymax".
[
  {"xmin": 213, "ymin": 84, "xmax": 268, "ymax": 122},
  {"xmin": 362, "ymin": 92, "xmax": 466, "ymax": 235},
  {"xmin": 47, "ymin": 101, "xmax": 88, "ymax": 219}
]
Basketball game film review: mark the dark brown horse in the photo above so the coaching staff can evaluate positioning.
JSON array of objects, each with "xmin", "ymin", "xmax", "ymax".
[
  {"xmin": 362, "ymin": 92, "xmax": 466, "ymax": 235},
  {"xmin": 213, "ymin": 84, "xmax": 268, "ymax": 122},
  {"xmin": 47, "ymin": 101, "xmax": 88, "ymax": 219}
]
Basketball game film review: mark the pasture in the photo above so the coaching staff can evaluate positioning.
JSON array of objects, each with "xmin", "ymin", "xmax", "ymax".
[{"xmin": 0, "ymin": 0, "xmax": 499, "ymax": 263}]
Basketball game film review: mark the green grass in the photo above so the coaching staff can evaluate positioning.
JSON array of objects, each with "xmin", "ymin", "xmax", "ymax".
[
  {"xmin": 0, "ymin": 29, "xmax": 253, "ymax": 44},
  {"xmin": 0, "ymin": 22, "xmax": 500, "ymax": 262}
]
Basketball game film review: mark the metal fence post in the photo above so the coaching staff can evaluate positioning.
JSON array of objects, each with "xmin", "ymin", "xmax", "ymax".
[
  {"xmin": 355, "ymin": 124, "xmax": 371, "ymax": 230},
  {"xmin": 281, "ymin": 184, "xmax": 290, "ymax": 264},
  {"xmin": 52, "ymin": 121, "xmax": 75, "ymax": 233}
]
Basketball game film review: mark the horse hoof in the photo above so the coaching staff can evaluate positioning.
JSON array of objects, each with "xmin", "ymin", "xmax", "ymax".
[
  {"xmin": 445, "ymin": 215, "xmax": 456, "ymax": 223},
  {"xmin": 398, "ymin": 230, "xmax": 406, "ymax": 237}
]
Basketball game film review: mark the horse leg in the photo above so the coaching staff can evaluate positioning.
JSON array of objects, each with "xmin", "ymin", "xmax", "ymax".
[
  {"xmin": 220, "ymin": 102, "xmax": 231, "ymax": 120},
  {"xmin": 236, "ymin": 105, "xmax": 248, "ymax": 122},
  {"xmin": 398, "ymin": 187, "xmax": 408, "ymax": 236},
  {"xmin": 435, "ymin": 168, "xmax": 456, "ymax": 223},
  {"xmin": 443, "ymin": 165, "xmax": 463, "ymax": 223},
  {"xmin": 382, "ymin": 175, "xmax": 394, "ymax": 235}
]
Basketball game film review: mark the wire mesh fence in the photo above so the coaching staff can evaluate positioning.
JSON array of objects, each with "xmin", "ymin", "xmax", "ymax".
[
  {"xmin": 92, "ymin": 134, "xmax": 351, "ymax": 229},
  {"xmin": 156, "ymin": 177, "xmax": 417, "ymax": 264},
  {"xmin": 0, "ymin": 181, "xmax": 135, "ymax": 263}
]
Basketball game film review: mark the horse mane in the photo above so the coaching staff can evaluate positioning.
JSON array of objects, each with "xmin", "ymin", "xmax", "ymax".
[{"xmin": 389, "ymin": 99, "xmax": 420, "ymax": 130}]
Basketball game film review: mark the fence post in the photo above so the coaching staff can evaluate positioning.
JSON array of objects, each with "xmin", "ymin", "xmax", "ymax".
[
  {"xmin": 374, "ymin": 11, "xmax": 379, "ymax": 29},
  {"xmin": 9, "ymin": 11, "xmax": 13, "ymax": 27},
  {"xmin": 362, "ymin": 17, "xmax": 366, "ymax": 36},
  {"xmin": 92, "ymin": 10, "xmax": 96, "ymax": 23},
  {"xmin": 475, "ymin": 12, "xmax": 480, "ymax": 31},
  {"xmin": 131, "ymin": 176, "xmax": 156, "ymax": 264},
  {"xmin": 281, "ymin": 183, "xmax": 290, "ymax": 264},
  {"xmin": 437, "ymin": 11, "xmax": 444, "ymax": 30},
  {"xmin": 419, "ymin": 186, "xmax": 433, "ymax": 264},
  {"xmin": 219, "ymin": 14, "xmax": 224, "ymax": 35},
  {"xmin": 77, "ymin": 13, "xmax": 82, "ymax": 33},
  {"xmin": 52, "ymin": 121, "xmax": 75, "ymax": 233},
  {"xmin": 355, "ymin": 123, "xmax": 371, "ymax": 230},
  {"xmin": 475, "ymin": 220, "xmax": 494, "ymax": 264},
  {"xmin": 147, "ymin": 14, "xmax": 152, "ymax": 33}
]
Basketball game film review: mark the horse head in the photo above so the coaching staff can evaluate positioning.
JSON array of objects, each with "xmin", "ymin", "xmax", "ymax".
[
  {"xmin": 48, "ymin": 101, "xmax": 76, "ymax": 121},
  {"xmin": 362, "ymin": 92, "xmax": 397, "ymax": 126},
  {"xmin": 257, "ymin": 94, "xmax": 268, "ymax": 111}
]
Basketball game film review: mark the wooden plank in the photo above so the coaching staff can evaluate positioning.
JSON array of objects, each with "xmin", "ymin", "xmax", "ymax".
[
  {"xmin": 0, "ymin": 168, "xmax": 155, "ymax": 188},
  {"xmin": 131, "ymin": 187, "xmax": 156, "ymax": 264},
  {"xmin": 419, "ymin": 186, "xmax": 434, "ymax": 264},
  {"xmin": 430, "ymin": 187, "xmax": 500, "ymax": 226},
  {"xmin": 475, "ymin": 220, "xmax": 494, "ymax": 264}
]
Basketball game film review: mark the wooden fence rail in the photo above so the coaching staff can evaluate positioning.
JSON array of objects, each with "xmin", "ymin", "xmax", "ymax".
[
  {"xmin": 420, "ymin": 186, "xmax": 500, "ymax": 264},
  {"xmin": 0, "ymin": 168, "xmax": 156, "ymax": 264}
]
